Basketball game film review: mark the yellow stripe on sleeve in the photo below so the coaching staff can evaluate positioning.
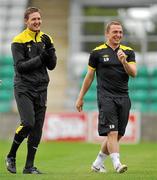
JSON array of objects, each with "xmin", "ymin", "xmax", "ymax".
[
  {"xmin": 88, "ymin": 65, "xmax": 96, "ymax": 71},
  {"xmin": 128, "ymin": 61, "xmax": 136, "ymax": 64}
]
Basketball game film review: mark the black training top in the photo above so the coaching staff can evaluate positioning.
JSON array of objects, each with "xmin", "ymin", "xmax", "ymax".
[
  {"xmin": 11, "ymin": 28, "xmax": 57, "ymax": 92},
  {"xmin": 88, "ymin": 43, "xmax": 136, "ymax": 98}
]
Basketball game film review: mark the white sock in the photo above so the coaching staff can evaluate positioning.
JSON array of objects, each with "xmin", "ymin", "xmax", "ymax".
[
  {"xmin": 110, "ymin": 153, "xmax": 121, "ymax": 169},
  {"xmin": 93, "ymin": 151, "xmax": 108, "ymax": 167}
]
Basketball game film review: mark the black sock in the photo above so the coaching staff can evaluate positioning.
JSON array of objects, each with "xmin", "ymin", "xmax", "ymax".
[
  {"xmin": 25, "ymin": 143, "xmax": 37, "ymax": 168},
  {"xmin": 7, "ymin": 133, "xmax": 25, "ymax": 158}
]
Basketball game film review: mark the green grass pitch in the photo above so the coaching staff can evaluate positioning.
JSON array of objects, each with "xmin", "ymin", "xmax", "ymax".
[{"xmin": 0, "ymin": 140, "xmax": 157, "ymax": 180}]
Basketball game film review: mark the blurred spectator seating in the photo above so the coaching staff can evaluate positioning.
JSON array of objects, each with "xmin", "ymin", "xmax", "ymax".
[
  {"xmin": 0, "ymin": 55, "xmax": 14, "ymax": 112},
  {"xmin": 0, "ymin": 0, "xmax": 28, "ymax": 55},
  {"xmin": 0, "ymin": 0, "xmax": 28, "ymax": 112}
]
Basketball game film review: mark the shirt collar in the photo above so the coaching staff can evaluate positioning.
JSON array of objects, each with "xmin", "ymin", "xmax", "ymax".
[
  {"xmin": 105, "ymin": 42, "xmax": 120, "ymax": 51},
  {"xmin": 26, "ymin": 28, "xmax": 40, "ymax": 38}
]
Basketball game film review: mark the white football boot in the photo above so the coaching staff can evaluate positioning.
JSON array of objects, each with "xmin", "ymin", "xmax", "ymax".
[
  {"xmin": 116, "ymin": 164, "xmax": 127, "ymax": 173},
  {"xmin": 91, "ymin": 164, "xmax": 107, "ymax": 173}
]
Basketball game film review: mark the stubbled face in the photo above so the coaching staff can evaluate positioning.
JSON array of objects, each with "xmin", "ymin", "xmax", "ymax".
[
  {"xmin": 106, "ymin": 24, "xmax": 123, "ymax": 47},
  {"xmin": 25, "ymin": 12, "xmax": 42, "ymax": 32}
]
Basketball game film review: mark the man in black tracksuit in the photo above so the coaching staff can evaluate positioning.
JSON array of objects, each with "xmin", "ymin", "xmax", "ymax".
[{"xmin": 5, "ymin": 7, "xmax": 57, "ymax": 174}]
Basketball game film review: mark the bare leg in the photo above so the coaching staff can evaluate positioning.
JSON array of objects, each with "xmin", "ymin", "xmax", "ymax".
[
  {"xmin": 100, "ymin": 137, "xmax": 109, "ymax": 155},
  {"xmin": 107, "ymin": 132, "xmax": 127, "ymax": 173},
  {"xmin": 107, "ymin": 131, "xmax": 119, "ymax": 153},
  {"xmin": 107, "ymin": 131, "xmax": 122, "ymax": 170},
  {"xmin": 91, "ymin": 136, "xmax": 109, "ymax": 173},
  {"xmin": 92, "ymin": 133, "xmax": 126, "ymax": 172}
]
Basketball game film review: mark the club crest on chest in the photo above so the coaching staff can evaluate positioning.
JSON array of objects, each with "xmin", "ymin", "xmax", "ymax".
[
  {"xmin": 103, "ymin": 54, "xmax": 109, "ymax": 62},
  {"xmin": 27, "ymin": 44, "xmax": 31, "ymax": 52}
]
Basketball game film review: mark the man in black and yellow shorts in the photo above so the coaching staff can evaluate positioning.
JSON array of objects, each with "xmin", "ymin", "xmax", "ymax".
[
  {"xmin": 5, "ymin": 7, "xmax": 57, "ymax": 174},
  {"xmin": 76, "ymin": 21, "xmax": 137, "ymax": 173}
]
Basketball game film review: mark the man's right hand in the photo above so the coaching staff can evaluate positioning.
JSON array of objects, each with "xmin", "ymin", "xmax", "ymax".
[
  {"xmin": 75, "ymin": 98, "xmax": 84, "ymax": 112},
  {"xmin": 40, "ymin": 50, "xmax": 49, "ymax": 63}
]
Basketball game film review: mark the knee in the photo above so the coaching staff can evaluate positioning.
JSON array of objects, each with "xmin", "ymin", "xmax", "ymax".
[{"xmin": 107, "ymin": 131, "xmax": 118, "ymax": 141}]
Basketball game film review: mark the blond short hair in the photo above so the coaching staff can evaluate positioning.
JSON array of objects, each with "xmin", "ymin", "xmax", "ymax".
[{"xmin": 105, "ymin": 21, "xmax": 122, "ymax": 33}]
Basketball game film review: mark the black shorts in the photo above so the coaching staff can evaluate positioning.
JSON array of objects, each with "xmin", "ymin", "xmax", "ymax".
[{"xmin": 98, "ymin": 96, "xmax": 131, "ymax": 136}]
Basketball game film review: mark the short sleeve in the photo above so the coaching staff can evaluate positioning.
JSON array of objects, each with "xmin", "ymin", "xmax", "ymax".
[
  {"xmin": 88, "ymin": 51, "xmax": 97, "ymax": 70},
  {"xmin": 126, "ymin": 50, "xmax": 136, "ymax": 63}
]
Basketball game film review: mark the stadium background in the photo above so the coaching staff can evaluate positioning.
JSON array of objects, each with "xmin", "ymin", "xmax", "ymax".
[{"xmin": 0, "ymin": 0, "xmax": 157, "ymax": 142}]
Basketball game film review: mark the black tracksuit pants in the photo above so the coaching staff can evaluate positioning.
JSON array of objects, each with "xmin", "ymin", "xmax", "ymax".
[{"xmin": 14, "ymin": 87, "xmax": 47, "ymax": 147}]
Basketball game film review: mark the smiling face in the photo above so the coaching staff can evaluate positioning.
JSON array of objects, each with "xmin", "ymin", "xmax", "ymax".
[
  {"xmin": 25, "ymin": 12, "xmax": 42, "ymax": 32},
  {"xmin": 105, "ymin": 24, "xmax": 123, "ymax": 49}
]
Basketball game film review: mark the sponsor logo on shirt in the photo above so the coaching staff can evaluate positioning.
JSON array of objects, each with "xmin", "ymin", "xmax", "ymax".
[{"xmin": 103, "ymin": 54, "xmax": 109, "ymax": 62}]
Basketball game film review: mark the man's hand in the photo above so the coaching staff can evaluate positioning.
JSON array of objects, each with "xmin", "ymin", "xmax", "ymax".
[
  {"xmin": 40, "ymin": 50, "xmax": 50, "ymax": 63},
  {"xmin": 75, "ymin": 98, "xmax": 84, "ymax": 112},
  {"xmin": 41, "ymin": 34, "xmax": 53, "ymax": 49},
  {"xmin": 117, "ymin": 49, "xmax": 127, "ymax": 64}
]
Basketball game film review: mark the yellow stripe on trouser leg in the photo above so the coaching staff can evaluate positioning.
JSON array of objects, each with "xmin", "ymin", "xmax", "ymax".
[{"xmin": 16, "ymin": 125, "xmax": 24, "ymax": 134}]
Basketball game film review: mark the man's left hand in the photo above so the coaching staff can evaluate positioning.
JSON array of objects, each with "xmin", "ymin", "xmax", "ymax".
[
  {"xmin": 41, "ymin": 34, "xmax": 53, "ymax": 49},
  {"xmin": 117, "ymin": 49, "xmax": 127, "ymax": 64}
]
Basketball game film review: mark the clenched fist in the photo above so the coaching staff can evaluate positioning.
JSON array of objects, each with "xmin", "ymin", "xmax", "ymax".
[{"xmin": 117, "ymin": 49, "xmax": 127, "ymax": 64}]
